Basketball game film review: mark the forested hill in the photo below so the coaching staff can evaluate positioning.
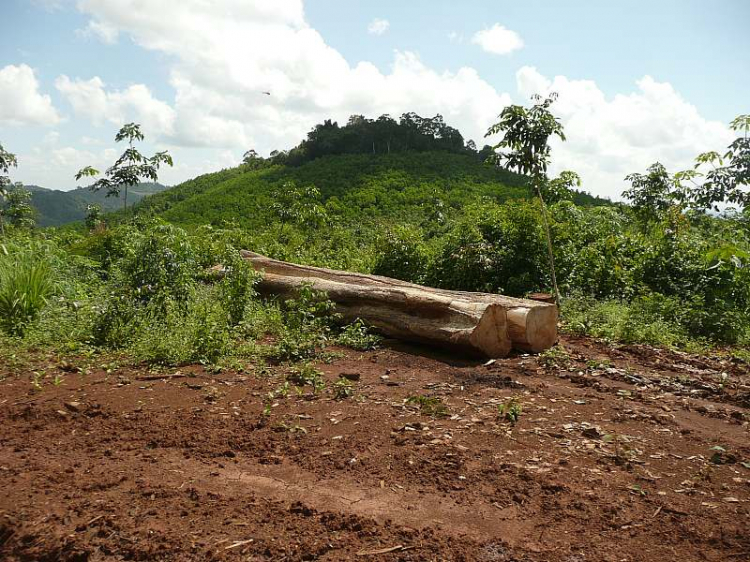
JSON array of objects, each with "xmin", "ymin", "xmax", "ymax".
[
  {"xmin": 133, "ymin": 152, "xmax": 611, "ymax": 228},
  {"xmin": 28, "ymin": 182, "xmax": 167, "ymax": 226}
]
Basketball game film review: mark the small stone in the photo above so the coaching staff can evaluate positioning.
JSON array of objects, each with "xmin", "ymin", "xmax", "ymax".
[{"xmin": 64, "ymin": 401, "xmax": 82, "ymax": 413}]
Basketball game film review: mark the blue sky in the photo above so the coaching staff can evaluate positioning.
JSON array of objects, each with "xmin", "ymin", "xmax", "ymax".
[{"xmin": 0, "ymin": 0, "xmax": 748, "ymax": 197}]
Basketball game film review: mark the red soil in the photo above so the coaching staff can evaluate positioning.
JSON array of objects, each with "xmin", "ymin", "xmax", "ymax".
[{"xmin": 1, "ymin": 335, "xmax": 748, "ymax": 561}]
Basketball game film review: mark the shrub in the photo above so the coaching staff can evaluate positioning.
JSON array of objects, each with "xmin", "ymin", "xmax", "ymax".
[
  {"xmin": 217, "ymin": 249, "xmax": 258, "ymax": 326},
  {"xmin": 372, "ymin": 225, "xmax": 429, "ymax": 283},
  {"xmin": 129, "ymin": 289, "xmax": 231, "ymax": 365},
  {"xmin": 428, "ymin": 200, "xmax": 547, "ymax": 295},
  {"xmin": 117, "ymin": 223, "xmax": 197, "ymax": 312}
]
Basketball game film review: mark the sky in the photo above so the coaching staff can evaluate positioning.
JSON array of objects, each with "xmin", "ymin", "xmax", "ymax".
[{"xmin": 0, "ymin": 0, "xmax": 748, "ymax": 199}]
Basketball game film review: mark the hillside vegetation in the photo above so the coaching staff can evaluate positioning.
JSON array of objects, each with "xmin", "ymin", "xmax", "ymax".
[
  {"xmin": 134, "ymin": 152, "xmax": 608, "ymax": 228},
  {"xmin": 1, "ymin": 108, "xmax": 748, "ymax": 368}
]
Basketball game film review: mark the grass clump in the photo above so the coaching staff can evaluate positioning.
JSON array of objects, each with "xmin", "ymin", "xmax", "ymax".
[{"xmin": 0, "ymin": 251, "xmax": 54, "ymax": 336}]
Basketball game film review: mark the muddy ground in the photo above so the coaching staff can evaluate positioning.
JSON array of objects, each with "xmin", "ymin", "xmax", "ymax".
[{"xmin": 1, "ymin": 335, "xmax": 749, "ymax": 561}]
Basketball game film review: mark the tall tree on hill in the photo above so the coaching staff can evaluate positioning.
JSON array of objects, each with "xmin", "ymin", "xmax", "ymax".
[
  {"xmin": 75, "ymin": 123, "xmax": 173, "ymax": 213},
  {"xmin": 485, "ymin": 94, "xmax": 578, "ymax": 305}
]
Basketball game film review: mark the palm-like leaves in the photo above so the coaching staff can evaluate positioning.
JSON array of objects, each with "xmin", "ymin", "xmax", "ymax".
[{"xmin": 75, "ymin": 123, "xmax": 173, "ymax": 210}]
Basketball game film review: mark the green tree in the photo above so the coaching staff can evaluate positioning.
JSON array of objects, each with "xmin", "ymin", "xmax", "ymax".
[
  {"xmin": 485, "ymin": 94, "xmax": 571, "ymax": 304},
  {"xmin": 623, "ymin": 162, "xmax": 686, "ymax": 222},
  {"xmin": 0, "ymin": 145, "xmax": 35, "ymax": 232},
  {"xmin": 85, "ymin": 204, "xmax": 104, "ymax": 231},
  {"xmin": 271, "ymin": 182, "xmax": 328, "ymax": 236},
  {"xmin": 690, "ymin": 114, "xmax": 750, "ymax": 211},
  {"xmin": 544, "ymin": 170, "xmax": 581, "ymax": 204},
  {"xmin": 1, "ymin": 186, "xmax": 35, "ymax": 230},
  {"xmin": 75, "ymin": 123, "xmax": 173, "ymax": 212},
  {"xmin": 0, "ymin": 143, "xmax": 18, "ymax": 235}
]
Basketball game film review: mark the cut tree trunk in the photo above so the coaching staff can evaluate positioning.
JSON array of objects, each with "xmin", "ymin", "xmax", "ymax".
[{"xmin": 240, "ymin": 251, "xmax": 557, "ymax": 357}]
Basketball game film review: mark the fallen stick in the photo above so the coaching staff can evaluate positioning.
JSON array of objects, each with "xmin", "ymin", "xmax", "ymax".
[{"xmin": 356, "ymin": 544, "xmax": 404, "ymax": 556}]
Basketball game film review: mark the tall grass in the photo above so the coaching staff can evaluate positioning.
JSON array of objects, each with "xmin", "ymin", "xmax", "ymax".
[{"xmin": 0, "ymin": 248, "xmax": 54, "ymax": 336}]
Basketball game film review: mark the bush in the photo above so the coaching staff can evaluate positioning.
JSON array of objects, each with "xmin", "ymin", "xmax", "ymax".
[
  {"xmin": 561, "ymin": 295, "xmax": 691, "ymax": 348},
  {"xmin": 117, "ymin": 223, "xmax": 197, "ymax": 312},
  {"xmin": 217, "ymin": 249, "xmax": 258, "ymax": 326},
  {"xmin": 428, "ymin": 200, "xmax": 546, "ymax": 295},
  {"xmin": 268, "ymin": 284, "xmax": 338, "ymax": 361},
  {"xmin": 372, "ymin": 225, "xmax": 429, "ymax": 283},
  {"xmin": 129, "ymin": 289, "xmax": 231, "ymax": 365}
]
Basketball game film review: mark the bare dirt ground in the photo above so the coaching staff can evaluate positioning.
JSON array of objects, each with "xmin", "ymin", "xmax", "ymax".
[{"xmin": 1, "ymin": 335, "xmax": 749, "ymax": 561}]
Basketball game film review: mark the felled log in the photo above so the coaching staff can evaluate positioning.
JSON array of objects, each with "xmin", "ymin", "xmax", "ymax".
[{"xmin": 240, "ymin": 251, "xmax": 557, "ymax": 356}]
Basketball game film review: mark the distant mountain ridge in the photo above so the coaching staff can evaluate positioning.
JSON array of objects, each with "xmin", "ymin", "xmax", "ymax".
[{"xmin": 27, "ymin": 183, "xmax": 168, "ymax": 226}]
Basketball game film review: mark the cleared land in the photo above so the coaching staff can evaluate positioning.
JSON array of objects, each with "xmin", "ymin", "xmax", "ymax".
[{"xmin": 1, "ymin": 336, "xmax": 748, "ymax": 561}]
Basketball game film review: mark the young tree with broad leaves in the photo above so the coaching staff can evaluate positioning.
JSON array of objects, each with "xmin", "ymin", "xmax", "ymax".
[
  {"xmin": 691, "ymin": 115, "xmax": 750, "ymax": 211},
  {"xmin": 623, "ymin": 162, "xmax": 687, "ymax": 223},
  {"xmin": 623, "ymin": 114, "xmax": 750, "ymax": 219},
  {"xmin": 485, "ymin": 93, "xmax": 577, "ymax": 305},
  {"xmin": 75, "ymin": 123, "xmax": 173, "ymax": 212},
  {"xmin": 271, "ymin": 182, "xmax": 328, "ymax": 237}
]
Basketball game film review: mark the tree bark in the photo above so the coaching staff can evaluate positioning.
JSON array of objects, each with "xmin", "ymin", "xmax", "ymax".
[{"xmin": 241, "ymin": 251, "xmax": 558, "ymax": 356}]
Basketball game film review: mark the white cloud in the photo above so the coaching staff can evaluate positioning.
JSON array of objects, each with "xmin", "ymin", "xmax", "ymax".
[
  {"xmin": 15, "ymin": 145, "xmax": 107, "ymax": 189},
  {"xmin": 448, "ymin": 31, "xmax": 463, "ymax": 44},
  {"xmin": 76, "ymin": 19, "xmax": 119, "ymax": 44},
  {"xmin": 14, "ymin": 143, "xmax": 237, "ymax": 190},
  {"xmin": 515, "ymin": 66, "xmax": 733, "ymax": 199},
  {"xmin": 0, "ymin": 64, "xmax": 60, "ymax": 126},
  {"xmin": 69, "ymin": 0, "xmax": 512, "ymax": 155},
  {"xmin": 367, "ymin": 18, "xmax": 390, "ymax": 36},
  {"xmin": 43, "ymin": 131, "xmax": 60, "ymax": 145},
  {"xmin": 55, "ymin": 75, "xmax": 176, "ymax": 136},
  {"xmin": 49, "ymin": 1, "xmax": 729, "ymax": 202},
  {"xmin": 471, "ymin": 24, "xmax": 523, "ymax": 55}
]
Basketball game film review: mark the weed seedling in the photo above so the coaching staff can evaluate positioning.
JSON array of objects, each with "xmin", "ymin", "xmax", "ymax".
[
  {"xmin": 406, "ymin": 395, "xmax": 448, "ymax": 417},
  {"xmin": 30, "ymin": 371, "xmax": 45, "ymax": 392},
  {"xmin": 274, "ymin": 417, "xmax": 308, "ymax": 434},
  {"xmin": 286, "ymin": 363, "xmax": 326, "ymax": 394},
  {"xmin": 333, "ymin": 376, "xmax": 354, "ymax": 399},
  {"xmin": 586, "ymin": 358, "xmax": 611, "ymax": 370},
  {"xmin": 498, "ymin": 397, "xmax": 522, "ymax": 424},
  {"xmin": 538, "ymin": 346, "xmax": 570, "ymax": 369},
  {"xmin": 603, "ymin": 432, "xmax": 634, "ymax": 466}
]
